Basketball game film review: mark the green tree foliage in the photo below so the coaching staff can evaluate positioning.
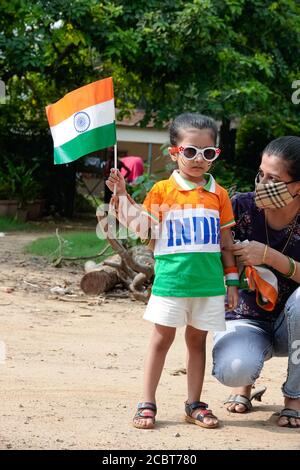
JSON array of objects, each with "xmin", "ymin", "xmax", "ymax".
[
  {"xmin": 0, "ymin": 0, "xmax": 300, "ymax": 186},
  {"xmin": 109, "ymin": 0, "xmax": 300, "ymax": 164}
]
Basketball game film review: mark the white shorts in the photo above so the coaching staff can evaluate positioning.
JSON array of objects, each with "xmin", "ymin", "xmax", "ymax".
[{"xmin": 143, "ymin": 294, "xmax": 226, "ymax": 331}]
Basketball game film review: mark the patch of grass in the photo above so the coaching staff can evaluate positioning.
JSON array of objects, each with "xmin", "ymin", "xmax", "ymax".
[
  {"xmin": 0, "ymin": 216, "xmax": 36, "ymax": 232},
  {"xmin": 25, "ymin": 230, "xmax": 114, "ymax": 261}
]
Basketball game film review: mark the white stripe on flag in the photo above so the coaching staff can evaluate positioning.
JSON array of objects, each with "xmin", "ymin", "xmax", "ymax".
[{"xmin": 50, "ymin": 99, "xmax": 115, "ymax": 148}]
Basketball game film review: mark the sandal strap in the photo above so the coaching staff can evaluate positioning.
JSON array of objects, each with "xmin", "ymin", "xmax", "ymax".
[
  {"xmin": 194, "ymin": 409, "xmax": 217, "ymax": 420},
  {"xmin": 185, "ymin": 400, "xmax": 208, "ymax": 415},
  {"xmin": 135, "ymin": 409, "xmax": 156, "ymax": 419},
  {"xmin": 185, "ymin": 401, "xmax": 217, "ymax": 423},
  {"xmin": 134, "ymin": 402, "xmax": 156, "ymax": 421},
  {"xmin": 224, "ymin": 394, "xmax": 252, "ymax": 411},
  {"xmin": 280, "ymin": 408, "xmax": 300, "ymax": 419},
  {"xmin": 137, "ymin": 401, "xmax": 157, "ymax": 412}
]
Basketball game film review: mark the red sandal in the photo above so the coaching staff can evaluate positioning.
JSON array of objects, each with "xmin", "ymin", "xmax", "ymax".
[
  {"xmin": 133, "ymin": 402, "xmax": 157, "ymax": 429},
  {"xmin": 184, "ymin": 400, "xmax": 219, "ymax": 429}
]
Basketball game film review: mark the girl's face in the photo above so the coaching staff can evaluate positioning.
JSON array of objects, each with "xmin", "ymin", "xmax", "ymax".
[{"xmin": 169, "ymin": 128, "xmax": 216, "ymax": 182}]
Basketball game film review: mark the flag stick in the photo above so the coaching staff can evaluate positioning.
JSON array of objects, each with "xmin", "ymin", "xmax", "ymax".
[{"xmin": 113, "ymin": 143, "xmax": 118, "ymax": 195}]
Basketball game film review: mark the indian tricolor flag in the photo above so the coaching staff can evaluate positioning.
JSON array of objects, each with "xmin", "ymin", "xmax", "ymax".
[{"xmin": 46, "ymin": 77, "xmax": 116, "ymax": 164}]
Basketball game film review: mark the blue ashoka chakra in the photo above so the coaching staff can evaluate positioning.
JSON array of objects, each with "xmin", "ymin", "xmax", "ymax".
[{"xmin": 73, "ymin": 111, "xmax": 91, "ymax": 133}]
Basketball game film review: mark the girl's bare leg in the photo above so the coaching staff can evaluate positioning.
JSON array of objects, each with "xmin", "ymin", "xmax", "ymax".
[
  {"xmin": 185, "ymin": 325, "xmax": 218, "ymax": 426},
  {"xmin": 133, "ymin": 323, "xmax": 176, "ymax": 428}
]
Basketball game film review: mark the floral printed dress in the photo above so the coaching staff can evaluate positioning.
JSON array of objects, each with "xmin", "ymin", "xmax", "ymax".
[{"xmin": 226, "ymin": 192, "xmax": 300, "ymax": 322}]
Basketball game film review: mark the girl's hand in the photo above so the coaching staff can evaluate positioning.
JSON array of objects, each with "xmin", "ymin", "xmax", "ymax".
[
  {"xmin": 105, "ymin": 168, "xmax": 127, "ymax": 195},
  {"xmin": 231, "ymin": 240, "xmax": 266, "ymax": 266},
  {"xmin": 226, "ymin": 285, "xmax": 239, "ymax": 310}
]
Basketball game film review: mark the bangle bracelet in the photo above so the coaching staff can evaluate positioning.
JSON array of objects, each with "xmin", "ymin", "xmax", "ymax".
[
  {"xmin": 262, "ymin": 244, "xmax": 268, "ymax": 264},
  {"xmin": 285, "ymin": 257, "xmax": 297, "ymax": 278},
  {"xmin": 293, "ymin": 262, "xmax": 298, "ymax": 278}
]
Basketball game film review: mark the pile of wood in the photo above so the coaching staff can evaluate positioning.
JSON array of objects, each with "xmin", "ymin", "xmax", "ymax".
[{"xmin": 80, "ymin": 210, "xmax": 154, "ymax": 302}]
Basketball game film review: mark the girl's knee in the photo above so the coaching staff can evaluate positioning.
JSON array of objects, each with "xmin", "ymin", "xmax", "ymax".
[
  {"xmin": 154, "ymin": 338, "xmax": 174, "ymax": 353},
  {"xmin": 185, "ymin": 328, "xmax": 207, "ymax": 350},
  {"xmin": 152, "ymin": 328, "xmax": 175, "ymax": 351}
]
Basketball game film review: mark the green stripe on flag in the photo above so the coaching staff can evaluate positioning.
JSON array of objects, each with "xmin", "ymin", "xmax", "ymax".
[{"xmin": 54, "ymin": 122, "xmax": 116, "ymax": 164}]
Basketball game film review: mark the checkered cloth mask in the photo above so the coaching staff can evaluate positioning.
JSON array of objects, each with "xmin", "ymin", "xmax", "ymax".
[{"xmin": 255, "ymin": 181, "xmax": 295, "ymax": 209}]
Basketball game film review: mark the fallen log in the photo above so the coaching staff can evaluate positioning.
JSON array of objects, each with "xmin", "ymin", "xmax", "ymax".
[
  {"xmin": 80, "ymin": 207, "xmax": 155, "ymax": 301},
  {"xmin": 80, "ymin": 264, "xmax": 121, "ymax": 296},
  {"xmin": 80, "ymin": 247, "xmax": 154, "ymax": 300}
]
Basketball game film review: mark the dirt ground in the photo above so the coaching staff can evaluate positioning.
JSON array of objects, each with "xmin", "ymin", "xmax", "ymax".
[{"xmin": 0, "ymin": 230, "xmax": 299, "ymax": 450}]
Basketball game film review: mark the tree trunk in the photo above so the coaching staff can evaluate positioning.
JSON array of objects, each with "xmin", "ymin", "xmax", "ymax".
[{"xmin": 219, "ymin": 118, "xmax": 231, "ymax": 161}]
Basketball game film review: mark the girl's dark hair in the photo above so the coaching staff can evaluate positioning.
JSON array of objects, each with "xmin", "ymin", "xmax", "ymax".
[
  {"xmin": 263, "ymin": 136, "xmax": 300, "ymax": 181},
  {"xmin": 169, "ymin": 113, "xmax": 218, "ymax": 146}
]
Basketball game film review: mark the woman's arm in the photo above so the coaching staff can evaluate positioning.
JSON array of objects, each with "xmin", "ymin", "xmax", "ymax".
[
  {"xmin": 232, "ymin": 241, "xmax": 300, "ymax": 284},
  {"xmin": 265, "ymin": 247, "xmax": 300, "ymax": 282}
]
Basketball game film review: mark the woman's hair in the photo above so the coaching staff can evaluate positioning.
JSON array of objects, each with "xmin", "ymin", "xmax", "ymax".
[
  {"xmin": 169, "ymin": 113, "xmax": 218, "ymax": 146},
  {"xmin": 263, "ymin": 136, "xmax": 300, "ymax": 181}
]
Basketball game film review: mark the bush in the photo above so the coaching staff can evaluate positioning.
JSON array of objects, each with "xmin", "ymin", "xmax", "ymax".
[
  {"xmin": 211, "ymin": 160, "xmax": 255, "ymax": 196},
  {"xmin": 235, "ymin": 113, "xmax": 300, "ymax": 172},
  {"xmin": 0, "ymin": 160, "xmax": 41, "ymax": 205},
  {"xmin": 126, "ymin": 163, "xmax": 166, "ymax": 204},
  {"xmin": 74, "ymin": 192, "xmax": 99, "ymax": 213}
]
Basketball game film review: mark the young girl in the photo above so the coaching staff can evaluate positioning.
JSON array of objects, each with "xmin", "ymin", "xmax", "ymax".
[{"xmin": 106, "ymin": 113, "xmax": 238, "ymax": 429}]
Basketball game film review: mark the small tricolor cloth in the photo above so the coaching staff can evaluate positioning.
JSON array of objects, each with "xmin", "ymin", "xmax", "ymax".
[
  {"xmin": 239, "ymin": 265, "xmax": 278, "ymax": 311},
  {"xmin": 45, "ymin": 77, "xmax": 116, "ymax": 164}
]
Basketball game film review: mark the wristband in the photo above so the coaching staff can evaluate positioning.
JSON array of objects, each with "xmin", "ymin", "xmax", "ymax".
[{"xmin": 224, "ymin": 266, "xmax": 239, "ymax": 286}]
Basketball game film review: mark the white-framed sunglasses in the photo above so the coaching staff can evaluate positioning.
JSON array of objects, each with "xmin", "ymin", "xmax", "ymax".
[{"xmin": 170, "ymin": 145, "xmax": 221, "ymax": 162}]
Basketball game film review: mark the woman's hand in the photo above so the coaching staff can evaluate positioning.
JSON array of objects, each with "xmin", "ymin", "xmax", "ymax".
[
  {"xmin": 231, "ymin": 240, "xmax": 266, "ymax": 266},
  {"xmin": 226, "ymin": 285, "xmax": 239, "ymax": 309},
  {"xmin": 106, "ymin": 168, "xmax": 127, "ymax": 195}
]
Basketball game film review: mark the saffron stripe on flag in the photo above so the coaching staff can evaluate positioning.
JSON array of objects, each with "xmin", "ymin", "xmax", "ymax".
[
  {"xmin": 54, "ymin": 123, "xmax": 116, "ymax": 165},
  {"xmin": 46, "ymin": 77, "xmax": 114, "ymax": 127},
  {"xmin": 50, "ymin": 99, "xmax": 115, "ymax": 148}
]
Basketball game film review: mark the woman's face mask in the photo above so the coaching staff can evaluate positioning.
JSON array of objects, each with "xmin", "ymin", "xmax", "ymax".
[{"xmin": 255, "ymin": 173, "xmax": 299, "ymax": 209}]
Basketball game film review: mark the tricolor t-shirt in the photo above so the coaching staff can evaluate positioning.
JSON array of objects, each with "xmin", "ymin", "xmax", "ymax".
[{"xmin": 142, "ymin": 170, "xmax": 235, "ymax": 297}]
